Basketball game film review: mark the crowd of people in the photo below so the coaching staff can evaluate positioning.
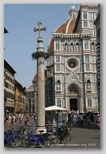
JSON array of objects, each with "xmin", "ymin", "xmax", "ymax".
[
  {"xmin": 45, "ymin": 110, "xmax": 100, "ymax": 130},
  {"xmin": 67, "ymin": 110, "xmax": 100, "ymax": 128},
  {"xmin": 4, "ymin": 113, "xmax": 32, "ymax": 127},
  {"xmin": 4, "ymin": 111, "xmax": 100, "ymax": 129}
]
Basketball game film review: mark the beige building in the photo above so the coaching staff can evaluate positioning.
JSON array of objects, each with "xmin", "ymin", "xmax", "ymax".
[
  {"xmin": 14, "ymin": 80, "xmax": 26, "ymax": 113},
  {"xmin": 4, "ymin": 28, "xmax": 26, "ymax": 114},
  {"xmin": 4, "ymin": 60, "xmax": 16, "ymax": 114}
]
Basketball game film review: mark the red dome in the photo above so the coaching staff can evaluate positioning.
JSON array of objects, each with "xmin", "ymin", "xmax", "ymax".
[
  {"xmin": 48, "ymin": 19, "xmax": 76, "ymax": 52},
  {"xmin": 55, "ymin": 19, "xmax": 76, "ymax": 33}
]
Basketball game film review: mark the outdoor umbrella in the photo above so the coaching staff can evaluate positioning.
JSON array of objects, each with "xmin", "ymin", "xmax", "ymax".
[
  {"xmin": 45, "ymin": 105, "xmax": 68, "ymax": 127},
  {"xmin": 45, "ymin": 105, "xmax": 67, "ymax": 112}
]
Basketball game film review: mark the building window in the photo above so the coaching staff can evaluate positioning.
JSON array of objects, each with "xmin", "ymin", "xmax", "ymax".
[
  {"xmin": 83, "ymin": 12, "xmax": 87, "ymax": 19},
  {"xmin": 69, "ymin": 43, "xmax": 74, "ymax": 51},
  {"xmin": 57, "ymin": 98, "xmax": 61, "ymax": 107},
  {"xmin": 64, "ymin": 43, "xmax": 68, "ymax": 51},
  {"xmin": 56, "ymin": 80, "xmax": 61, "ymax": 91},
  {"xmin": 85, "ymin": 55, "xmax": 90, "ymax": 62},
  {"xmin": 67, "ymin": 58, "xmax": 79, "ymax": 70},
  {"xmin": 89, "ymin": 13, "xmax": 94, "ymax": 21},
  {"xmin": 69, "ymin": 61, "xmax": 76, "ymax": 68},
  {"xmin": 56, "ymin": 55, "xmax": 60, "ymax": 62},
  {"xmin": 86, "ymin": 64, "xmax": 90, "ymax": 71},
  {"xmin": 89, "ymin": 12, "xmax": 97, "ymax": 21},
  {"xmin": 84, "ymin": 41, "xmax": 89, "ymax": 49},
  {"xmin": 91, "ymin": 42, "xmax": 95, "ymax": 50},
  {"xmin": 76, "ymin": 43, "xmax": 79, "ymax": 51},
  {"xmin": 92, "ymin": 56, "xmax": 96, "ymax": 63},
  {"xmin": 93, "ymin": 98, "xmax": 98, "ymax": 107},
  {"xmin": 92, "ymin": 74, "xmax": 97, "ymax": 82},
  {"xmin": 56, "ymin": 64, "xmax": 60, "ymax": 72},
  {"xmin": 56, "ymin": 41, "xmax": 60, "ymax": 50},
  {"xmin": 83, "ymin": 21, "xmax": 88, "ymax": 27},
  {"xmin": 87, "ymin": 80, "xmax": 91, "ymax": 89},
  {"xmin": 88, "ymin": 98, "xmax": 92, "ymax": 107},
  {"xmin": 92, "ymin": 64, "xmax": 96, "ymax": 72}
]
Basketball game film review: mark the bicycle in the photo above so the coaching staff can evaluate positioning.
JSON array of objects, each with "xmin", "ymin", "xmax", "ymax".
[
  {"xmin": 4, "ymin": 129, "xmax": 22, "ymax": 147},
  {"xmin": 54, "ymin": 125, "xmax": 71, "ymax": 144},
  {"xmin": 46, "ymin": 128, "xmax": 60, "ymax": 147},
  {"xmin": 22, "ymin": 126, "xmax": 50, "ymax": 148}
]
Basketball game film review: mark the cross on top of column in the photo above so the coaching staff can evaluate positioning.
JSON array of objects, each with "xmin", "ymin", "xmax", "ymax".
[{"xmin": 33, "ymin": 22, "xmax": 46, "ymax": 38}]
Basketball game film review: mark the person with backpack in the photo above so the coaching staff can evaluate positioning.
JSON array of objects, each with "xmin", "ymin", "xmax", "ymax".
[{"xmin": 68, "ymin": 111, "xmax": 74, "ymax": 128}]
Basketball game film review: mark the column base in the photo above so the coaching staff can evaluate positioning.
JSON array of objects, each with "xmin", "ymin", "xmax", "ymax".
[{"xmin": 36, "ymin": 126, "xmax": 47, "ymax": 133}]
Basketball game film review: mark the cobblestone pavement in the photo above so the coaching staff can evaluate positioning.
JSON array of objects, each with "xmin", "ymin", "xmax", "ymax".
[
  {"xmin": 4, "ymin": 117, "xmax": 100, "ymax": 148},
  {"xmin": 57, "ymin": 127, "xmax": 100, "ymax": 148}
]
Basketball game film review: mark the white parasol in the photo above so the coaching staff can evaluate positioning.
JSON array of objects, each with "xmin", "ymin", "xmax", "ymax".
[
  {"xmin": 45, "ymin": 105, "xmax": 68, "ymax": 127},
  {"xmin": 45, "ymin": 105, "xmax": 67, "ymax": 112}
]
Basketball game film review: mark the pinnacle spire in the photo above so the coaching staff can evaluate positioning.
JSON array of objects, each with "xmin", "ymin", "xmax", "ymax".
[
  {"xmin": 68, "ymin": 4, "xmax": 78, "ymax": 20},
  {"xmin": 71, "ymin": 4, "xmax": 76, "ymax": 10}
]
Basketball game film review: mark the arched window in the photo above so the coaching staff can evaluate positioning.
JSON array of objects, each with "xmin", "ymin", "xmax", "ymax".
[
  {"xmin": 76, "ymin": 43, "xmax": 79, "ymax": 51},
  {"xmin": 70, "ymin": 43, "xmax": 74, "ymax": 51},
  {"xmin": 87, "ymin": 80, "xmax": 91, "ymax": 89},
  {"xmin": 56, "ymin": 55, "xmax": 60, "ymax": 62},
  {"xmin": 56, "ymin": 42, "xmax": 60, "ymax": 50},
  {"xmin": 56, "ymin": 80, "xmax": 61, "ymax": 90},
  {"xmin": 64, "ymin": 43, "xmax": 68, "ymax": 51},
  {"xmin": 85, "ymin": 41, "xmax": 89, "ymax": 49},
  {"xmin": 91, "ymin": 42, "xmax": 95, "ymax": 50}
]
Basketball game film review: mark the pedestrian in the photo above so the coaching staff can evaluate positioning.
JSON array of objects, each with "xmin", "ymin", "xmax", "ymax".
[
  {"xmin": 97, "ymin": 114, "xmax": 100, "ymax": 124},
  {"xmin": 79, "ymin": 113, "xmax": 83, "ymax": 127},
  {"xmin": 93, "ymin": 113, "xmax": 98, "ymax": 125},
  {"xmin": 4, "ymin": 116, "xmax": 8, "ymax": 125},
  {"xmin": 8, "ymin": 115, "xmax": 11, "ymax": 125},
  {"xmin": 68, "ymin": 111, "xmax": 74, "ymax": 127},
  {"xmin": 24, "ymin": 118, "xmax": 27, "ymax": 125},
  {"xmin": 19, "ymin": 114, "xmax": 23, "ymax": 124},
  {"xmin": 26, "ymin": 114, "xmax": 30, "ymax": 125},
  {"xmin": 11, "ymin": 114, "xmax": 16, "ymax": 127}
]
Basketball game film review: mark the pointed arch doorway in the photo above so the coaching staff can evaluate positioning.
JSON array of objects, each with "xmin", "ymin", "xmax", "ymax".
[
  {"xmin": 70, "ymin": 98, "xmax": 78, "ymax": 111},
  {"xmin": 68, "ymin": 83, "xmax": 80, "ymax": 111}
]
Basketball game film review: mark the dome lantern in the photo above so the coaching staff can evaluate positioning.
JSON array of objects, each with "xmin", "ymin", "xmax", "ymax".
[{"xmin": 68, "ymin": 4, "xmax": 78, "ymax": 20}]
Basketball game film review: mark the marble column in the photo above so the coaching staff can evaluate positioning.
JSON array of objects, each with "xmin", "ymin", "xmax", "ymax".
[{"xmin": 32, "ymin": 22, "xmax": 47, "ymax": 133}]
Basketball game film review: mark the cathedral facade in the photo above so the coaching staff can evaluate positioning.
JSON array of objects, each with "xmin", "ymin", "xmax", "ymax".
[{"xmin": 46, "ymin": 4, "xmax": 99, "ymax": 113}]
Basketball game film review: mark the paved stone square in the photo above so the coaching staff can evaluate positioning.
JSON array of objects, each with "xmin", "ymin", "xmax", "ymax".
[
  {"xmin": 4, "ymin": 116, "xmax": 100, "ymax": 148},
  {"xmin": 63, "ymin": 127, "xmax": 100, "ymax": 148}
]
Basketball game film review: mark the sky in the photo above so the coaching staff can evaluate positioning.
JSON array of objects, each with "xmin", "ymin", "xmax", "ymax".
[{"xmin": 4, "ymin": 4, "xmax": 80, "ymax": 89}]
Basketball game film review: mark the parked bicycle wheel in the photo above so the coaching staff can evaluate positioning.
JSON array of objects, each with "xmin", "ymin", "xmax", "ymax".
[
  {"xmin": 62, "ymin": 133, "xmax": 71, "ymax": 143},
  {"xmin": 10, "ymin": 135, "xmax": 22, "ymax": 147},
  {"xmin": 46, "ymin": 133, "xmax": 60, "ymax": 147},
  {"xmin": 62, "ymin": 127, "xmax": 71, "ymax": 143}
]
